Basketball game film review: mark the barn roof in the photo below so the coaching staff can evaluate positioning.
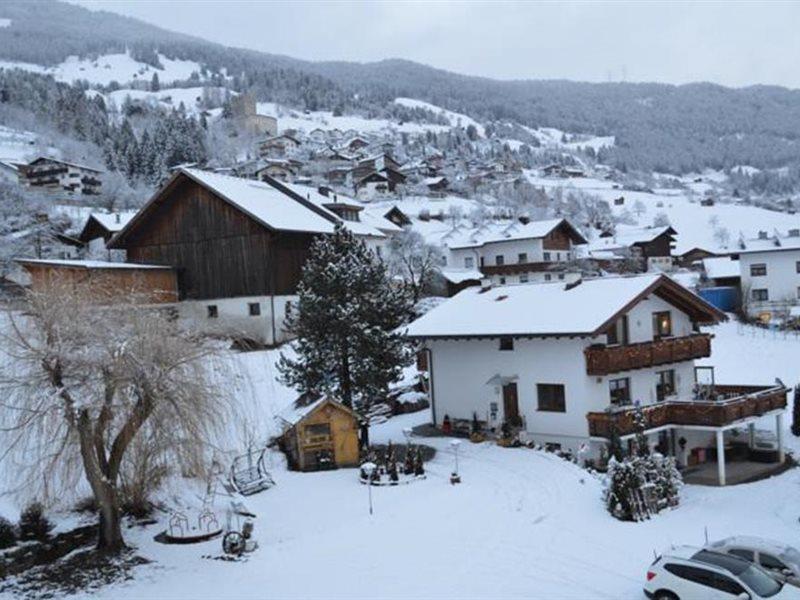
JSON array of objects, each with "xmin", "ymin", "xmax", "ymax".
[{"xmin": 109, "ymin": 169, "xmax": 338, "ymax": 248}]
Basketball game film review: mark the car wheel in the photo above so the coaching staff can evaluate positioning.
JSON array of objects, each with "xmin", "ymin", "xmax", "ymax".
[{"xmin": 653, "ymin": 591, "xmax": 679, "ymax": 600}]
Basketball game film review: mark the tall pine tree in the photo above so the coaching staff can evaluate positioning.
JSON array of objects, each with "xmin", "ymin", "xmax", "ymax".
[{"xmin": 278, "ymin": 225, "xmax": 413, "ymax": 416}]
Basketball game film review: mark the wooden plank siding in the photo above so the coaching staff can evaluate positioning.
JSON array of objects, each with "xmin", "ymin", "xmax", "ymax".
[{"xmin": 123, "ymin": 178, "xmax": 319, "ymax": 300}]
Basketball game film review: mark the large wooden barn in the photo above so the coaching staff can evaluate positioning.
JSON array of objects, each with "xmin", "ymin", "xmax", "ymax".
[{"xmin": 108, "ymin": 168, "xmax": 395, "ymax": 346}]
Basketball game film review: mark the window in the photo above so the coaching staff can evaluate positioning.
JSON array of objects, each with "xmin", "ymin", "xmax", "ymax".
[
  {"xmin": 760, "ymin": 553, "xmax": 788, "ymax": 571},
  {"xmin": 609, "ymin": 378, "xmax": 631, "ymax": 406},
  {"xmin": 656, "ymin": 369, "xmax": 675, "ymax": 401},
  {"xmin": 304, "ymin": 423, "xmax": 331, "ymax": 443},
  {"xmin": 752, "ymin": 288, "xmax": 769, "ymax": 302},
  {"xmin": 207, "ymin": 305, "xmax": 218, "ymax": 318},
  {"xmin": 499, "ymin": 336, "xmax": 514, "ymax": 351},
  {"xmin": 729, "ymin": 548, "xmax": 755, "ymax": 561},
  {"xmin": 543, "ymin": 251, "xmax": 551, "ymax": 261},
  {"xmin": 464, "ymin": 256, "xmax": 475, "ymax": 269},
  {"xmin": 750, "ymin": 263, "xmax": 767, "ymax": 276},
  {"xmin": 518, "ymin": 252, "xmax": 528, "ymax": 264},
  {"xmin": 606, "ymin": 316, "xmax": 629, "ymax": 346},
  {"xmin": 520, "ymin": 274, "xmax": 529, "ymax": 284},
  {"xmin": 248, "ymin": 302, "xmax": 261, "ymax": 317},
  {"xmin": 537, "ymin": 384, "xmax": 566, "ymax": 412},
  {"xmin": 652, "ymin": 311, "xmax": 672, "ymax": 339},
  {"xmin": 495, "ymin": 255, "xmax": 504, "ymax": 266}
]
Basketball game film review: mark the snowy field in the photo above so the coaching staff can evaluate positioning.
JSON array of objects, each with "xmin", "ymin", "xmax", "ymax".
[
  {"xmin": 2, "ymin": 319, "xmax": 795, "ymax": 599},
  {"xmin": 0, "ymin": 51, "xmax": 203, "ymax": 87}
]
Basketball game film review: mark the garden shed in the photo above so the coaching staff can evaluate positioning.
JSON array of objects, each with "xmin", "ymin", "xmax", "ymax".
[{"xmin": 276, "ymin": 396, "xmax": 361, "ymax": 471}]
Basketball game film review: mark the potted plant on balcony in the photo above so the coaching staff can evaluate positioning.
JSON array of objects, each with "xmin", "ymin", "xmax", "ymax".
[{"xmin": 469, "ymin": 412, "xmax": 485, "ymax": 443}]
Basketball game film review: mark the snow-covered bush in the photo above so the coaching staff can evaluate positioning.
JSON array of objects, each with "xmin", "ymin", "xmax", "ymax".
[{"xmin": 603, "ymin": 453, "xmax": 682, "ymax": 521}]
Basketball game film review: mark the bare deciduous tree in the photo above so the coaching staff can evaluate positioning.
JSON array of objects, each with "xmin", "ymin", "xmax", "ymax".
[
  {"xmin": 0, "ymin": 279, "xmax": 231, "ymax": 552},
  {"xmin": 386, "ymin": 229, "xmax": 445, "ymax": 303}
]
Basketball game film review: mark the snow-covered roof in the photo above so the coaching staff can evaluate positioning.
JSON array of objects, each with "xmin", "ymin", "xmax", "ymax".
[
  {"xmin": 443, "ymin": 218, "xmax": 586, "ymax": 250},
  {"xmin": 439, "ymin": 267, "xmax": 483, "ymax": 284},
  {"xmin": 17, "ymin": 258, "xmax": 172, "ymax": 270},
  {"xmin": 27, "ymin": 156, "xmax": 103, "ymax": 173},
  {"xmin": 87, "ymin": 210, "xmax": 138, "ymax": 233},
  {"xmin": 266, "ymin": 178, "xmax": 392, "ymax": 238},
  {"xmin": 589, "ymin": 226, "xmax": 676, "ymax": 252},
  {"xmin": 405, "ymin": 273, "xmax": 724, "ymax": 339},
  {"xmin": 703, "ymin": 257, "xmax": 740, "ymax": 280},
  {"xmin": 736, "ymin": 233, "xmax": 800, "ymax": 255},
  {"xmin": 275, "ymin": 396, "xmax": 357, "ymax": 428}
]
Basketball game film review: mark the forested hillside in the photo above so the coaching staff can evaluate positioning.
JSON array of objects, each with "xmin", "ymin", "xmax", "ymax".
[{"xmin": 2, "ymin": 0, "xmax": 800, "ymax": 176}]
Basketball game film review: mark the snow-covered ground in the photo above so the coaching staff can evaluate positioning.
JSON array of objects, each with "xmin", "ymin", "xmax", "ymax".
[
  {"xmin": 0, "ymin": 51, "xmax": 203, "ymax": 87},
  {"xmin": 526, "ymin": 172, "xmax": 800, "ymax": 254},
  {"xmin": 2, "ymin": 319, "xmax": 797, "ymax": 599}
]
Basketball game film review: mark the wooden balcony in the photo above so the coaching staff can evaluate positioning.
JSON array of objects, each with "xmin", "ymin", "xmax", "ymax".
[
  {"xmin": 584, "ymin": 334, "xmax": 711, "ymax": 376},
  {"xmin": 587, "ymin": 385, "xmax": 788, "ymax": 438}
]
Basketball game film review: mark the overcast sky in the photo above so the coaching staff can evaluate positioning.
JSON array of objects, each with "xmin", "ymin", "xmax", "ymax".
[{"xmin": 73, "ymin": 1, "xmax": 800, "ymax": 88}]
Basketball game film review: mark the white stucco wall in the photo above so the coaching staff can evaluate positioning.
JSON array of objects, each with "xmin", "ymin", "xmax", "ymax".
[
  {"xmin": 739, "ymin": 248, "xmax": 800, "ymax": 317},
  {"xmin": 178, "ymin": 294, "xmax": 297, "ymax": 346}
]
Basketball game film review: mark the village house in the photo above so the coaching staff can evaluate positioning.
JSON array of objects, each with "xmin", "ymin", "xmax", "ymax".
[
  {"xmin": 103, "ymin": 168, "xmax": 397, "ymax": 345},
  {"xmin": 258, "ymin": 134, "xmax": 302, "ymax": 159},
  {"xmin": 78, "ymin": 210, "xmax": 138, "ymax": 260},
  {"xmin": 19, "ymin": 157, "xmax": 103, "ymax": 195},
  {"xmin": 441, "ymin": 218, "xmax": 588, "ymax": 286},
  {"xmin": 406, "ymin": 273, "xmax": 787, "ymax": 485},
  {"xmin": 735, "ymin": 229, "xmax": 800, "ymax": 322},
  {"xmin": 589, "ymin": 226, "xmax": 677, "ymax": 272},
  {"xmin": 255, "ymin": 159, "xmax": 296, "ymax": 183}
]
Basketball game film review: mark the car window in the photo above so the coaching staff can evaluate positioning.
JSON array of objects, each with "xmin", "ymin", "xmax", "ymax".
[
  {"xmin": 711, "ymin": 573, "xmax": 746, "ymax": 595},
  {"xmin": 760, "ymin": 553, "xmax": 787, "ymax": 570},
  {"xmin": 664, "ymin": 563, "xmax": 716, "ymax": 586},
  {"xmin": 739, "ymin": 565, "xmax": 783, "ymax": 597},
  {"xmin": 730, "ymin": 548, "xmax": 755, "ymax": 561}
]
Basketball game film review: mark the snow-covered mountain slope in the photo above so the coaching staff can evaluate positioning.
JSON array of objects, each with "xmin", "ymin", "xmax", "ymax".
[
  {"xmin": 103, "ymin": 86, "xmax": 227, "ymax": 118},
  {"xmin": 394, "ymin": 97, "xmax": 486, "ymax": 136},
  {"xmin": 0, "ymin": 125, "xmax": 38, "ymax": 162},
  {"xmin": 0, "ymin": 51, "xmax": 203, "ymax": 86},
  {"xmin": 255, "ymin": 101, "xmax": 452, "ymax": 136}
]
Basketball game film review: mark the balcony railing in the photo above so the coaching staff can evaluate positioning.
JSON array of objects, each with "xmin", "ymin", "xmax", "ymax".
[
  {"xmin": 587, "ymin": 385, "xmax": 787, "ymax": 438},
  {"xmin": 584, "ymin": 333, "xmax": 711, "ymax": 376}
]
